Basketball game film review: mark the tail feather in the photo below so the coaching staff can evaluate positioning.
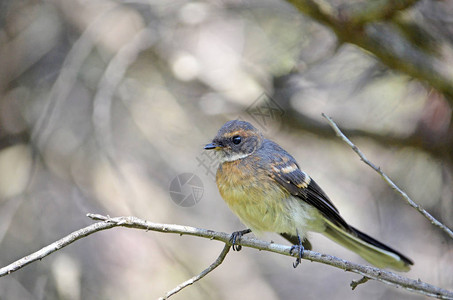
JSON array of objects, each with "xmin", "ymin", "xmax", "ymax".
[{"xmin": 323, "ymin": 220, "xmax": 413, "ymax": 272}]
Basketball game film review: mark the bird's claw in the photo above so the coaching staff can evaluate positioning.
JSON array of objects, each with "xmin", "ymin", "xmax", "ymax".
[
  {"xmin": 229, "ymin": 229, "xmax": 251, "ymax": 251},
  {"xmin": 290, "ymin": 231, "xmax": 304, "ymax": 268},
  {"xmin": 290, "ymin": 244, "xmax": 304, "ymax": 268}
]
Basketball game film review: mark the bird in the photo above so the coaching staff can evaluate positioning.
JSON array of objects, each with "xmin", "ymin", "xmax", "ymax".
[{"xmin": 204, "ymin": 119, "xmax": 413, "ymax": 271}]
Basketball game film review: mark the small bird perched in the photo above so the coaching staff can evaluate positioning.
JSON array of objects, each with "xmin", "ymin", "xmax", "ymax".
[{"xmin": 204, "ymin": 120, "xmax": 413, "ymax": 271}]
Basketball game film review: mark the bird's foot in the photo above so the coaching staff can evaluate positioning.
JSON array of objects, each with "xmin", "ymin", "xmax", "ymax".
[
  {"xmin": 229, "ymin": 229, "xmax": 252, "ymax": 251},
  {"xmin": 289, "ymin": 232, "xmax": 304, "ymax": 268}
]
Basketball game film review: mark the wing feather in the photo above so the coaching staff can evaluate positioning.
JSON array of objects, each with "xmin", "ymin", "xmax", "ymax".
[{"xmin": 269, "ymin": 161, "xmax": 350, "ymax": 230}]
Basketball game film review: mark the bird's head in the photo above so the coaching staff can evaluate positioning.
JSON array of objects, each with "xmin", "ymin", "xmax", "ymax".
[{"xmin": 204, "ymin": 120, "xmax": 263, "ymax": 163}]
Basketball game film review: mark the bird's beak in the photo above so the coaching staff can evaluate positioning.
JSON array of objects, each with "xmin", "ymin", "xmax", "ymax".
[{"xmin": 204, "ymin": 142, "xmax": 222, "ymax": 150}]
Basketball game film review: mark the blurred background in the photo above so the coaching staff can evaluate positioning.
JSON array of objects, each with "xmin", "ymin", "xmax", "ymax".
[{"xmin": 0, "ymin": 0, "xmax": 452, "ymax": 299}]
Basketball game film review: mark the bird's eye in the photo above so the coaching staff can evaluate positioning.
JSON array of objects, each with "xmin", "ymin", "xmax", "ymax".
[{"xmin": 232, "ymin": 135, "xmax": 242, "ymax": 145}]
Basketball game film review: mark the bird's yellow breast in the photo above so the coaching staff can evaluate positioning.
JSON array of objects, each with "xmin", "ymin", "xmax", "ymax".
[{"xmin": 215, "ymin": 158, "xmax": 296, "ymax": 234}]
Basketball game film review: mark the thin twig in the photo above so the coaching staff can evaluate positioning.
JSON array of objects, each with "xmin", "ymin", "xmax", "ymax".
[
  {"xmin": 322, "ymin": 113, "xmax": 453, "ymax": 240},
  {"xmin": 158, "ymin": 244, "xmax": 231, "ymax": 300},
  {"xmin": 350, "ymin": 276, "xmax": 370, "ymax": 290},
  {"xmin": 0, "ymin": 214, "xmax": 452, "ymax": 299}
]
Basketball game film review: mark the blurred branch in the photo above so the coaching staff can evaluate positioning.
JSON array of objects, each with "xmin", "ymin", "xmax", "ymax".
[
  {"xmin": 273, "ymin": 88, "xmax": 451, "ymax": 163},
  {"xmin": 31, "ymin": 6, "xmax": 116, "ymax": 150},
  {"xmin": 158, "ymin": 244, "xmax": 231, "ymax": 300},
  {"xmin": 322, "ymin": 113, "xmax": 453, "ymax": 240},
  {"xmin": 338, "ymin": 0, "xmax": 420, "ymax": 25},
  {"xmin": 92, "ymin": 27, "xmax": 155, "ymax": 165},
  {"xmin": 286, "ymin": 0, "xmax": 453, "ymax": 102},
  {"xmin": 1, "ymin": 214, "xmax": 452, "ymax": 299},
  {"xmin": 281, "ymin": 102, "xmax": 422, "ymax": 147},
  {"xmin": 0, "ymin": 132, "xmax": 30, "ymax": 150}
]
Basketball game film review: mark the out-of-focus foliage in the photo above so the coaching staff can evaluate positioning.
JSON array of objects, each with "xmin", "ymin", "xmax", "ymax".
[{"xmin": 0, "ymin": 0, "xmax": 452, "ymax": 299}]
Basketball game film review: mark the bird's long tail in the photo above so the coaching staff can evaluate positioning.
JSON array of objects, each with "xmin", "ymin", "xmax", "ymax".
[{"xmin": 323, "ymin": 220, "xmax": 413, "ymax": 272}]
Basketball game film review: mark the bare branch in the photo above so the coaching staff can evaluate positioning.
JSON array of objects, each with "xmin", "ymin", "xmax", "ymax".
[
  {"xmin": 0, "ymin": 219, "xmax": 116, "ymax": 276},
  {"xmin": 322, "ymin": 113, "xmax": 453, "ymax": 240},
  {"xmin": 1, "ymin": 214, "xmax": 452, "ymax": 299},
  {"xmin": 158, "ymin": 244, "xmax": 231, "ymax": 300}
]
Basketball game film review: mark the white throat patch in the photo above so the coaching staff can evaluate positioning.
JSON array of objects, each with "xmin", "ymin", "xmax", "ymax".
[{"xmin": 219, "ymin": 152, "xmax": 251, "ymax": 163}]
